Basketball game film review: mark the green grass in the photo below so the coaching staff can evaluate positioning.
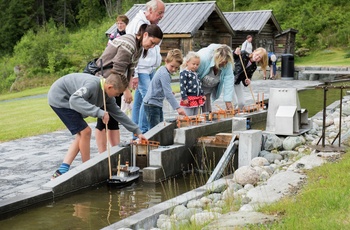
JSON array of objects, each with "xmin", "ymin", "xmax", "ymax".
[
  {"xmin": 295, "ymin": 48, "xmax": 350, "ymax": 67},
  {"xmin": 247, "ymin": 151, "xmax": 350, "ymax": 230},
  {"xmin": 298, "ymin": 82, "xmax": 348, "ymax": 117}
]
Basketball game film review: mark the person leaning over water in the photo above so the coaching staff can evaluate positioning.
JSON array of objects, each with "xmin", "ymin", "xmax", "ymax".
[
  {"xmin": 196, "ymin": 44, "xmax": 235, "ymax": 113},
  {"xmin": 93, "ymin": 24, "xmax": 163, "ymax": 153},
  {"xmin": 127, "ymin": 0, "xmax": 165, "ymax": 135},
  {"xmin": 233, "ymin": 47, "xmax": 268, "ymax": 109},
  {"xmin": 48, "ymin": 70, "xmax": 147, "ymax": 180}
]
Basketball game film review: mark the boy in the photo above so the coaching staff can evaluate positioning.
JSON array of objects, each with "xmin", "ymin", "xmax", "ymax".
[
  {"xmin": 48, "ymin": 71, "xmax": 146, "ymax": 179},
  {"xmin": 143, "ymin": 49, "xmax": 186, "ymax": 129}
]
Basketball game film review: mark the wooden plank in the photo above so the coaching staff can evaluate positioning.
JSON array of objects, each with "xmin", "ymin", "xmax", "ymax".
[{"xmin": 207, "ymin": 135, "xmax": 237, "ymax": 184}]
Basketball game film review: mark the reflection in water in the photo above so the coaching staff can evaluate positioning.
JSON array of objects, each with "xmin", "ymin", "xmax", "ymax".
[
  {"xmin": 0, "ymin": 175, "xmax": 192, "ymax": 229},
  {"xmin": 73, "ymin": 202, "xmax": 91, "ymax": 223}
]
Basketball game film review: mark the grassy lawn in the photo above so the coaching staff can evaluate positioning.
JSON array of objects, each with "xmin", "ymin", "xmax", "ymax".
[{"xmin": 248, "ymin": 151, "xmax": 350, "ymax": 230}]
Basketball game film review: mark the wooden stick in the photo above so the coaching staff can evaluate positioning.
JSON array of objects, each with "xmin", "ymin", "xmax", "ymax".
[
  {"xmin": 238, "ymin": 53, "xmax": 256, "ymax": 104},
  {"xmin": 101, "ymin": 77, "xmax": 112, "ymax": 180}
]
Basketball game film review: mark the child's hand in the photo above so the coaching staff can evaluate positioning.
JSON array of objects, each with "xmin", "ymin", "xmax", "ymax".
[
  {"xmin": 177, "ymin": 107, "xmax": 186, "ymax": 116},
  {"xmin": 203, "ymin": 96, "xmax": 206, "ymax": 101},
  {"xmin": 137, "ymin": 134, "xmax": 147, "ymax": 141},
  {"xmin": 102, "ymin": 112, "xmax": 110, "ymax": 124},
  {"xmin": 183, "ymin": 99, "xmax": 189, "ymax": 105},
  {"xmin": 245, "ymin": 78, "xmax": 251, "ymax": 85}
]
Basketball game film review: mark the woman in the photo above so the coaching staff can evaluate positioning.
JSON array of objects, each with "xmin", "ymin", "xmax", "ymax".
[
  {"xmin": 95, "ymin": 24, "xmax": 163, "ymax": 153},
  {"xmin": 233, "ymin": 47, "xmax": 268, "ymax": 109},
  {"xmin": 196, "ymin": 44, "xmax": 235, "ymax": 112}
]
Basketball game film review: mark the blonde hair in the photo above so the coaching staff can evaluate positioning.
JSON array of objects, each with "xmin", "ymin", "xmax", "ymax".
[
  {"xmin": 213, "ymin": 45, "xmax": 233, "ymax": 69},
  {"xmin": 165, "ymin": 49, "xmax": 183, "ymax": 65},
  {"xmin": 106, "ymin": 69, "xmax": 129, "ymax": 91},
  {"xmin": 251, "ymin": 47, "xmax": 268, "ymax": 71},
  {"xmin": 181, "ymin": 51, "xmax": 200, "ymax": 69}
]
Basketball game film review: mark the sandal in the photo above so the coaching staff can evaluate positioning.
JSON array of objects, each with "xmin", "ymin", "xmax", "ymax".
[
  {"xmin": 263, "ymin": 77, "xmax": 266, "ymax": 80},
  {"xmin": 51, "ymin": 170, "xmax": 62, "ymax": 180}
]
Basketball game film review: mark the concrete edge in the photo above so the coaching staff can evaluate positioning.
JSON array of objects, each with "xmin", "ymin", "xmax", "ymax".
[{"xmin": 102, "ymin": 177, "xmax": 230, "ymax": 229}]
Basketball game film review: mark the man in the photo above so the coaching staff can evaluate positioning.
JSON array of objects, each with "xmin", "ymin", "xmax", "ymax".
[
  {"xmin": 241, "ymin": 35, "xmax": 253, "ymax": 54},
  {"xmin": 127, "ymin": 0, "xmax": 165, "ymax": 134}
]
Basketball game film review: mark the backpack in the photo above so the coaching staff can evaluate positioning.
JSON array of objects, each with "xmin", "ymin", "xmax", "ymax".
[{"xmin": 83, "ymin": 58, "xmax": 113, "ymax": 75}]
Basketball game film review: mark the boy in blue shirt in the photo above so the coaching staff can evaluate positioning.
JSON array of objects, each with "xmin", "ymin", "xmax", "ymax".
[{"xmin": 143, "ymin": 49, "xmax": 186, "ymax": 130}]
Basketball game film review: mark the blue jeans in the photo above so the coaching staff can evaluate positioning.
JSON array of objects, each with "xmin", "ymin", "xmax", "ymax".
[
  {"xmin": 131, "ymin": 72, "xmax": 154, "ymax": 133},
  {"xmin": 144, "ymin": 103, "xmax": 163, "ymax": 130}
]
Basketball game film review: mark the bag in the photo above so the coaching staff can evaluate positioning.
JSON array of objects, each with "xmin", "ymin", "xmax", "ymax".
[{"xmin": 83, "ymin": 58, "xmax": 100, "ymax": 75}]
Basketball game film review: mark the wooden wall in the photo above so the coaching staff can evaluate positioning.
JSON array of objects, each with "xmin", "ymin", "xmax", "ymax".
[{"xmin": 159, "ymin": 18, "xmax": 232, "ymax": 61}]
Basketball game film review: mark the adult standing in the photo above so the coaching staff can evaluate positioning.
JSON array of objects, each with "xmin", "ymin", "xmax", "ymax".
[
  {"xmin": 196, "ymin": 44, "xmax": 235, "ymax": 112},
  {"xmin": 241, "ymin": 35, "xmax": 253, "ymax": 54},
  {"xmin": 233, "ymin": 47, "xmax": 268, "ymax": 109},
  {"xmin": 94, "ymin": 24, "xmax": 163, "ymax": 153},
  {"xmin": 108, "ymin": 15, "xmax": 129, "ymax": 42},
  {"xmin": 94, "ymin": 15, "xmax": 129, "ymax": 153},
  {"xmin": 127, "ymin": 0, "xmax": 165, "ymax": 134}
]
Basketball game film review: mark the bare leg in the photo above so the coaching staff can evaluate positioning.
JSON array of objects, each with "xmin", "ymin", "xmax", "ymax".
[
  {"xmin": 63, "ymin": 126, "xmax": 91, "ymax": 164},
  {"xmin": 95, "ymin": 128, "xmax": 107, "ymax": 153},
  {"xmin": 79, "ymin": 126, "xmax": 92, "ymax": 162},
  {"xmin": 108, "ymin": 129, "xmax": 120, "ymax": 147},
  {"xmin": 96, "ymin": 129, "xmax": 120, "ymax": 153}
]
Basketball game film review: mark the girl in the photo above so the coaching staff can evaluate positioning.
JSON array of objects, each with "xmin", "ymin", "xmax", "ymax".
[
  {"xmin": 233, "ymin": 47, "xmax": 268, "ymax": 109},
  {"xmin": 179, "ymin": 51, "xmax": 206, "ymax": 116}
]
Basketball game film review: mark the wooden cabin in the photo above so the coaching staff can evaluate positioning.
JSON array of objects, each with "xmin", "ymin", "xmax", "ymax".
[
  {"xmin": 105, "ymin": 1, "xmax": 234, "ymax": 59},
  {"xmin": 224, "ymin": 10, "xmax": 298, "ymax": 56}
]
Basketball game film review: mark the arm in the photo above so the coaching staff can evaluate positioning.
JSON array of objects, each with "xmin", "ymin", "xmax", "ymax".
[
  {"xmin": 179, "ymin": 71, "xmax": 188, "ymax": 100},
  {"xmin": 107, "ymin": 98, "xmax": 142, "ymax": 135},
  {"xmin": 161, "ymin": 74, "xmax": 180, "ymax": 111},
  {"xmin": 241, "ymin": 41, "xmax": 247, "ymax": 51}
]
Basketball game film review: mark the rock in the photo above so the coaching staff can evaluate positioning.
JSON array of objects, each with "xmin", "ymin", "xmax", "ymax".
[
  {"xmin": 288, "ymin": 154, "xmax": 326, "ymax": 170},
  {"xmin": 251, "ymin": 157, "xmax": 269, "ymax": 167},
  {"xmin": 283, "ymin": 136, "xmax": 306, "ymax": 150},
  {"xmin": 263, "ymin": 134, "xmax": 283, "ymax": 150},
  {"xmin": 190, "ymin": 212, "xmax": 222, "ymax": 226},
  {"xmin": 264, "ymin": 153, "xmax": 283, "ymax": 163},
  {"xmin": 234, "ymin": 166, "xmax": 259, "ymax": 186}
]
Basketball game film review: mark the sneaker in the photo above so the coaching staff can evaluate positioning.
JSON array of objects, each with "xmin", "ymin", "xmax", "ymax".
[{"xmin": 51, "ymin": 170, "xmax": 62, "ymax": 180}]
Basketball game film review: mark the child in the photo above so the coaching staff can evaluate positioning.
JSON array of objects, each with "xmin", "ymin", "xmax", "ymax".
[
  {"xmin": 179, "ymin": 51, "xmax": 206, "ymax": 116},
  {"xmin": 48, "ymin": 70, "xmax": 147, "ymax": 179},
  {"xmin": 143, "ymin": 49, "xmax": 187, "ymax": 130}
]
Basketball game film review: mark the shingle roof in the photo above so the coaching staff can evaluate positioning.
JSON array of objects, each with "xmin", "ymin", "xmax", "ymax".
[
  {"xmin": 223, "ymin": 10, "xmax": 282, "ymax": 33},
  {"xmin": 106, "ymin": 1, "xmax": 234, "ymax": 36}
]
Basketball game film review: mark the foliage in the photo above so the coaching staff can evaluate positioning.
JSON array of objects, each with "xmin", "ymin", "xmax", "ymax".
[{"xmin": 0, "ymin": 0, "xmax": 349, "ymax": 93}]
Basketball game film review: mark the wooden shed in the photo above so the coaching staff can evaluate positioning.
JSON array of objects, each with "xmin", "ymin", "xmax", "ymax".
[
  {"xmin": 106, "ymin": 1, "xmax": 234, "ymax": 58},
  {"xmin": 224, "ymin": 10, "xmax": 298, "ymax": 56}
]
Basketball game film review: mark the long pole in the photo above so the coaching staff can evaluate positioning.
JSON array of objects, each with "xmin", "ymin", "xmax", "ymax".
[
  {"xmin": 100, "ymin": 59, "xmax": 112, "ymax": 180},
  {"xmin": 238, "ymin": 53, "xmax": 256, "ymax": 104}
]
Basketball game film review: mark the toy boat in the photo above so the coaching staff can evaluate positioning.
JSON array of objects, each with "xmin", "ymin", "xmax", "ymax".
[
  {"xmin": 107, "ymin": 144, "xmax": 140, "ymax": 187},
  {"xmin": 107, "ymin": 165, "xmax": 140, "ymax": 186}
]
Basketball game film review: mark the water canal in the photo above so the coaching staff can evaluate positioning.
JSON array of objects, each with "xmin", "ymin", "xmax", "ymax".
[{"xmin": 0, "ymin": 174, "xmax": 199, "ymax": 229}]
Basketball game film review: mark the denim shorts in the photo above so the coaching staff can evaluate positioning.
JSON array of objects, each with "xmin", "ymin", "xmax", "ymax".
[{"xmin": 50, "ymin": 106, "xmax": 88, "ymax": 135}]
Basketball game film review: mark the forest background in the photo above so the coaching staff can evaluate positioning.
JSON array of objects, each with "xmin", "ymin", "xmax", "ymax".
[{"xmin": 0, "ymin": 0, "xmax": 349, "ymax": 94}]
